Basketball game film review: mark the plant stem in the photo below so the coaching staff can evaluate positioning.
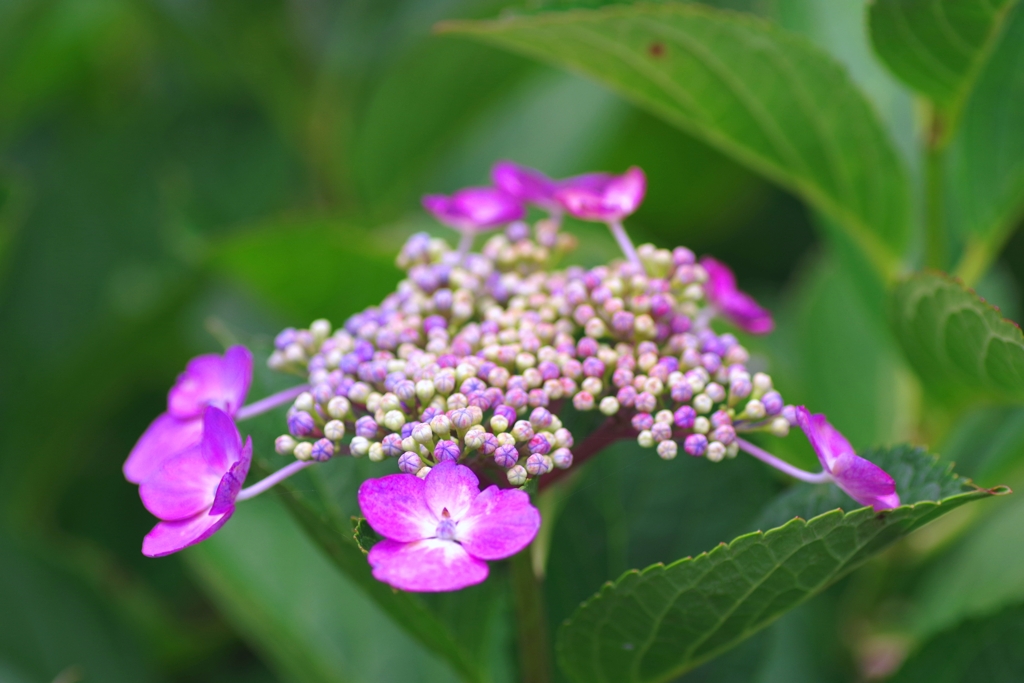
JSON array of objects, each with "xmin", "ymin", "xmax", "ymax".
[
  {"xmin": 735, "ymin": 438, "xmax": 833, "ymax": 484},
  {"xmin": 236, "ymin": 384, "xmax": 310, "ymax": 421},
  {"xmin": 924, "ymin": 106, "xmax": 947, "ymax": 271},
  {"xmin": 607, "ymin": 220, "xmax": 643, "ymax": 270},
  {"xmin": 236, "ymin": 460, "xmax": 315, "ymax": 501},
  {"xmin": 511, "ymin": 548, "xmax": 553, "ymax": 683},
  {"xmin": 538, "ymin": 414, "xmax": 634, "ymax": 491}
]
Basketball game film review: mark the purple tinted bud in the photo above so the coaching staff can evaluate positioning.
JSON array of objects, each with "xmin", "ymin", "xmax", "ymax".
[
  {"xmin": 670, "ymin": 382, "xmax": 693, "ymax": 403},
  {"xmin": 730, "ymin": 376, "xmax": 752, "ymax": 400},
  {"xmin": 494, "ymin": 444, "xmax": 519, "ymax": 468},
  {"xmin": 651, "ymin": 423, "xmax": 672, "ymax": 442},
  {"xmin": 572, "ymin": 391, "xmax": 595, "ymax": 411},
  {"xmin": 612, "ymin": 310, "xmax": 635, "ymax": 333},
  {"xmin": 632, "ymin": 412, "xmax": 655, "ymax": 432},
  {"xmin": 480, "ymin": 433, "xmax": 498, "ymax": 456},
  {"xmin": 682, "ymin": 348, "xmax": 702, "ymax": 368},
  {"xmin": 577, "ymin": 337, "xmax": 599, "ymax": 358},
  {"xmin": 635, "ymin": 392, "xmax": 657, "ymax": 413},
  {"xmin": 762, "ymin": 391, "xmax": 784, "ymax": 416},
  {"xmin": 552, "ymin": 448, "xmax": 573, "ymax": 469},
  {"xmin": 710, "ymin": 410, "xmax": 732, "ymax": 428},
  {"xmin": 420, "ymin": 405, "xmax": 441, "ymax": 422},
  {"xmin": 381, "ymin": 434, "xmax": 404, "ymax": 457},
  {"xmin": 530, "ymin": 407, "xmax": 553, "ymax": 429},
  {"xmin": 684, "ymin": 434, "xmax": 708, "ymax": 457},
  {"xmin": 461, "ymin": 377, "xmax": 486, "ymax": 394},
  {"xmin": 582, "ymin": 357, "xmax": 606, "ymax": 377},
  {"xmin": 354, "ymin": 340, "xmax": 374, "ymax": 361},
  {"xmin": 674, "ymin": 406, "xmax": 696, "ymax": 429},
  {"xmin": 711, "ymin": 425, "xmax": 736, "ymax": 445},
  {"xmin": 505, "ymin": 389, "xmax": 528, "ymax": 409},
  {"xmin": 525, "ymin": 453, "xmax": 549, "ymax": 476},
  {"xmin": 538, "ymin": 361, "xmax": 560, "ymax": 381},
  {"xmin": 398, "ymin": 451, "xmax": 423, "ymax": 474},
  {"xmin": 466, "ymin": 391, "xmax": 490, "ymax": 410},
  {"xmin": 311, "ymin": 438, "xmax": 334, "ymax": 462},
  {"xmin": 494, "ymin": 404, "xmax": 518, "ymax": 423},
  {"xmin": 400, "ymin": 422, "xmax": 416, "ymax": 439},
  {"xmin": 394, "ymin": 380, "xmax": 417, "ymax": 403},
  {"xmin": 434, "ymin": 440, "xmax": 461, "ymax": 462},
  {"xmin": 423, "ymin": 315, "xmax": 447, "ymax": 333},
  {"xmin": 449, "ymin": 409, "xmax": 474, "ymax": 431},
  {"xmin": 506, "ymin": 221, "xmax": 530, "ymax": 242},
  {"xmin": 484, "ymin": 387, "xmax": 504, "ymax": 408},
  {"xmin": 701, "ymin": 353, "xmax": 722, "ymax": 374},
  {"xmin": 782, "ymin": 405, "xmax": 798, "ymax": 425},
  {"xmin": 612, "ymin": 367, "xmax": 634, "ymax": 388},
  {"xmin": 275, "ymin": 327, "xmax": 298, "ymax": 350},
  {"xmin": 528, "ymin": 434, "xmax": 552, "ymax": 455},
  {"xmin": 312, "ymin": 383, "xmax": 333, "ymax": 406},
  {"xmin": 355, "ymin": 416, "xmax": 378, "ymax": 439},
  {"xmin": 617, "ymin": 385, "xmax": 638, "ymax": 407},
  {"xmin": 528, "ymin": 389, "xmax": 549, "ymax": 407},
  {"xmin": 288, "ymin": 412, "xmax": 316, "ymax": 437}
]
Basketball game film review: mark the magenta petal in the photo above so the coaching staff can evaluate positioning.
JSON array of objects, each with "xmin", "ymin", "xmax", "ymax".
[
  {"xmin": 142, "ymin": 508, "xmax": 233, "ymax": 557},
  {"xmin": 458, "ymin": 486, "xmax": 540, "ymax": 561},
  {"xmin": 555, "ymin": 167, "xmax": 645, "ymax": 222},
  {"xmin": 123, "ymin": 413, "xmax": 203, "ymax": 484},
  {"xmin": 367, "ymin": 538, "xmax": 489, "ymax": 592},
  {"xmin": 424, "ymin": 462, "xmax": 479, "ymax": 521},
  {"xmin": 795, "ymin": 407, "xmax": 853, "ymax": 472},
  {"xmin": 139, "ymin": 446, "xmax": 224, "ymax": 521},
  {"xmin": 701, "ymin": 257, "xmax": 774, "ymax": 334},
  {"xmin": 167, "ymin": 346, "xmax": 253, "ymax": 419},
  {"xmin": 201, "ymin": 407, "xmax": 244, "ymax": 472},
  {"xmin": 358, "ymin": 473, "xmax": 436, "ymax": 542},
  {"xmin": 422, "ymin": 187, "xmax": 523, "ymax": 231},
  {"xmin": 491, "ymin": 161, "xmax": 558, "ymax": 207},
  {"xmin": 830, "ymin": 453, "xmax": 901, "ymax": 511}
]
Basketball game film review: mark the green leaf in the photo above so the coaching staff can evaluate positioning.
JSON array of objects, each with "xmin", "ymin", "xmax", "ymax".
[
  {"xmin": 868, "ymin": 0, "xmax": 1018, "ymax": 119},
  {"xmin": 187, "ymin": 496, "xmax": 461, "ymax": 683},
  {"xmin": 947, "ymin": 4, "xmax": 1024, "ymax": 283},
  {"xmin": 440, "ymin": 3, "xmax": 911, "ymax": 278},
  {"xmin": 352, "ymin": 517, "xmax": 382, "ymax": 554},
  {"xmin": 555, "ymin": 445, "xmax": 999, "ymax": 683},
  {"xmin": 890, "ymin": 271, "xmax": 1024, "ymax": 405},
  {"xmin": 893, "ymin": 603, "xmax": 1024, "ymax": 683}
]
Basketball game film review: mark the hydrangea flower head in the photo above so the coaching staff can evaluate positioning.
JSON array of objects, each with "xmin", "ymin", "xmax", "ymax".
[
  {"xmin": 700, "ymin": 256, "xmax": 774, "ymax": 334},
  {"xmin": 358, "ymin": 461, "xmax": 541, "ymax": 592},
  {"xmin": 421, "ymin": 187, "xmax": 524, "ymax": 232},
  {"xmin": 795, "ymin": 407, "xmax": 900, "ymax": 511},
  {"xmin": 139, "ymin": 406, "xmax": 253, "ymax": 557},
  {"xmin": 124, "ymin": 346, "xmax": 252, "ymax": 484},
  {"xmin": 554, "ymin": 166, "xmax": 646, "ymax": 222}
]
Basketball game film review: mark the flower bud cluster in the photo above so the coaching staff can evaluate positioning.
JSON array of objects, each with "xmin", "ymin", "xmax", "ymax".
[{"xmin": 267, "ymin": 222, "xmax": 795, "ymax": 485}]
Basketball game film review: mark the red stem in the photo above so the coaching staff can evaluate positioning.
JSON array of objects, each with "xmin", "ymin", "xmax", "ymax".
[{"xmin": 538, "ymin": 412, "xmax": 636, "ymax": 491}]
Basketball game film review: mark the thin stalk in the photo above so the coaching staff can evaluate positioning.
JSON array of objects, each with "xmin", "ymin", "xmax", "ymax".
[
  {"xmin": 236, "ymin": 385, "xmax": 309, "ymax": 421},
  {"xmin": 735, "ymin": 438, "xmax": 832, "ymax": 484},
  {"xmin": 924, "ymin": 106, "xmax": 947, "ymax": 270},
  {"xmin": 607, "ymin": 220, "xmax": 642, "ymax": 269},
  {"xmin": 236, "ymin": 460, "xmax": 315, "ymax": 501},
  {"xmin": 511, "ymin": 548, "xmax": 553, "ymax": 683},
  {"xmin": 456, "ymin": 230, "xmax": 474, "ymax": 262}
]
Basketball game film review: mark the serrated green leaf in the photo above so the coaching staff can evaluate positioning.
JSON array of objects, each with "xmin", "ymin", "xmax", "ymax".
[
  {"xmin": 891, "ymin": 271, "xmax": 1024, "ymax": 404},
  {"xmin": 868, "ymin": 0, "xmax": 1018, "ymax": 121},
  {"xmin": 440, "ymin": 3, "xmax": 910, "ymax": 278},
  {"xmin": 893, "ymin": 603, "xmax": 1024, "ymax": 683},
  {"xmin": 555, "ymin": 445, "xmax": 998, "ymax": 683},
  {"xmin": 352, "ymin": 516, "xmax": 382, "ymax": 554}
]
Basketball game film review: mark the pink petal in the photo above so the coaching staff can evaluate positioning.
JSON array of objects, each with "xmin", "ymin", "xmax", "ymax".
[
  {"xmin": 457, "ymin": 486, "xmax": 540, "ymax": 561},
  {"xmin": 702, "ymin": 257, "xmax": 774, "ymax": 334},
  {"xmin": 603, "ymin": 166, "xmax": 646, "ymax": 217},
  {"xmin": 367, "ymin": 538, "xmax": 489, "ymax": 592},
  {"xmin": 142, "ymin": 508, "xmax": 233, "ymax": 557},
  {"xmin": 830, "ymin": 453, "xmax": 901, "ymax": 511},
  {"xmin": 358, "ymin": 473, "xmax": 436, "ymax": 542},
  {"xmin": 491, "ymin": 161, "xmax": 558, "ymax": 206},
  {"xmin": 795, "ymin": 407, "xmax": 853, "ymax": 472},
  {"xmin": 555, "ymin": 167, "xmax": 645, "ymax": 222},
  {"xmin": 424, "ymin": 462, "xmax": 480, "ymax": 521},
  {"xmin": 139, "ymin": 446, "xmax": 224, "ymax": 521},
  {"xmin": 200, "ymin": 407, "xmax": 244, "ymax": 472},
  {"xmin": 123, "ymin": 413, "xmax": 203, "ymax": 484},
  {"xmin": 167, "ymin": 346, "xmax": 253, "ymax": 419}
]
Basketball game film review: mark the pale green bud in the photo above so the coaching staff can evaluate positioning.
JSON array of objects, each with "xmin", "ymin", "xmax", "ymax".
[
  {"xmin": 693, "ymin": 416, "xmax": 710, "ymax": 434},
  {"xmin": 770, "ymin": 417, "xmax": 790, "ymax": 437},
  {"xmin": 294, "ymin": 392, "xmax": 315, "ymax": 412},
  {"xmin": 324, "ymin": 420, "xmax": 345, "ymax": 441},
  {"xmin": 327, "ymin": 396, "xmax": 351, "ymax": 419},
  {"xmin": 415, "ymin": 380, "xmax": 435, "ymax": 403},
  {"xmin": 507, "ymin": 465, "xmax": 528, "ymax": 486},
  {"xmin": 349, "ymin": 436, "xmax": 370, "ymax": 457},
  {"xmin": 707, "ymin": 442, "xmax": 726, "ymax": 463},
  {"xmin": 657, "ymin": 440, "xmax": 678, "ymax": 460},
  {"xmin": 368, "ymin": 442, "xmax": 385, "ymax": 462},
  {"xmin": 599, "ymin": 396, "xmax": 620, "ymax": 416},
  {"xmin": 637, "ymin": 430, "xmax": 655, "ymax": 448},
  {"xmin": 294, "ymin": 441, "xmax": 313, "ymax": 461},
  {"xmin": 383, "ymin": 410, "xmax": 406, "ymax": 432},
  {"xmin": 491, "ymin": 414, "xmax": 509, "ymax": 433}
]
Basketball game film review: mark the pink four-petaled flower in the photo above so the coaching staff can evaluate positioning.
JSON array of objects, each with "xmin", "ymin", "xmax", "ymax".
[
  {"xmin": 554, "ymin": 166, "xmax": 646, "ymax": 222},
  {"xmin": 795, "ymin": 407, "xmax": 900, "ymax": 511},
  {"xmin": 700, "ymin": 256, "xmax": 774, "ymax": 335},
  {"xmin": 123, "ymin": 346, "xmax": 252, "ymax": 484},
  {"xmin": 358, "ymin": 462, "xmax": 541, "ymax": 592},
  {"xmin": 140, "ymin": 406, "xmax": 253, "ymax": 556},
  {"xmin": 421, "ymin": 187, "xmax": 524, "ymax": 232}
]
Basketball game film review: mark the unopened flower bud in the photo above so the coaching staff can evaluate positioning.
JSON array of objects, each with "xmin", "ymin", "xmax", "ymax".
[
  {"xmin": 275, "ymin": 435, "xmax": 297, "ymax": 455},
  {"xmin": 657, "ymin": 440, "xmax": 678, "ymax": 460},
  {"xmin": 635, "ymin": 391, "xmax": 657, "ymax": 413},
  {"xmin": 434, "ymin": 440, "xmax": 460, "ymax": 462},
  {"xmin": 398, "ymin": 451, "xmax": 422, "ymax": 473},
  {"xmin": 449, "ymin": 408, "xmax": 473, "ymax": 431},
  {"xmin": 355, "ymin": 416, "xmax": 378, "ymax": 439},
  {"xmin": 490, "ymin": 414, "xmax": 510, "ymax": 433},
  {"xmin": 383, "ymin": 410, "xmax": 406, "ymax": 431},
  {"xmin": 368, "ymin": 442, "xmax": 385, "ymax": 462},
  {"xmin": 525, "ymin": 454, "xmax": 549, "ymax": 476},
  {"xmin": 288, "ymin": 412, "xmax": 316, "ymax": 438},
  {"xmin": 744, "ymin": 399, "xmax": 766, "ymax": 420},
  {"xmin": 507, "ymin": 465, "xmax": 528, "ymax": 486},
  {"xmin": 693, "ymin": 416, "xmax": 710, "ymax": 434},
  {"xmin": 761, "ymin": 391, "xmax": 783, "ymax": 416},
  {"xmin": 573, "ymin": 391, "xmax": 595, "ymax": 411},
  {"xmin": 770, "ymin": 416, "xmax": 790, "ymax": 437},
  {"xmin": 417, "ymin": 466, "xmax": 432, "ymax": 479},
  {"xmin": 651, "ymin": 422, "xmax": 672, "ymax": 442},
  {"xmin": 310, "ymin": 318, "xmax": 331, "ymax": 342},
  {"xmin": 684, "ymin": 434, "xmax": 707, "ymax": 457},
  {"xmin": 693, "ymin": 394, "xmax": 713, "ymax": 414},
  {"xmin": 581, "ymin": 377, "xmax": 603, "ymax": 395},
  {"xmin": 599, "ymin": 396, "xmax": 620, "ymax": 415},
  {"xmin": 446, "ymin": 393, "xmax": 468, "ymax": 411},
  {"xmin": 294, "ymin": 392, "xmax": 315, "ymax": 412},
  {"xmin": 511, "ymin": 420, "xmax": 534, "ymax": 442},
  {"xmin": 654, "ymin": 409, "xmax": 674, "ymax": 424},
  {"xmin": 705, "ymin": 382, "xmax": 726, "ymax": 403},
  {"xmin": 706, "ymin": 441, "xmax": 726, "ymax": 462},
  {"xmin": 494, "ymin": 444, "xmax": 519, "ymax": 468},
  {"xmin": 674, "ymin": 405, "xmax": 696, "ymax": 429},
  {"xmin": 326, "ymin": 396, "xmax": 349, "ymax": 420},
  {"xmin": 752, "ymin": 372, "xmax": 772, "ymax": 396},
  {"xmin": 348, "ymin": 382, "xmax": 371, "ymax": 404},
  {"xmin": 430, "ymin": 414, "xmax": 452, "ymax": 438},
  {"xmin": 412, "ymin": 422, "xmax": 434, "ymax": 444},
  {"xmin": 311, "ymin": 438, "xmax": 334, "ymax": 462},
  {"xmin": 637, "ymin": 430, "xmax": 655, "ymax": 448},
  {"xmin": 349, "ymin": 436, "xmax": 370, "ymax": 457},
  {"xmin": 434, "ymin": 370, "xmax": 456, "ymax": 395},
  {"xmin": 294, "ymin": 441, "xmax": 314, "ymax": 461},
  {"xmin": 710, "ymin": 425, "xmax": 735, "ymax": 445},
  {"xmin": 530, "ymin": 407, "xmax": 553, "ymax": 429},
  {"xmin": 324, "ymin": 420, "xmax": 346, "ymax": 441},
  {"xmin": 465, "ymin": 427, "xmax": 487, "ymax": 451}
]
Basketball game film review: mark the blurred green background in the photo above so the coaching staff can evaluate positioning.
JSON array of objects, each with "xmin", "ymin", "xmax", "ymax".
[{"xmin": 2, "ymin": 1, "xmax": 1023, "ymax": 682}]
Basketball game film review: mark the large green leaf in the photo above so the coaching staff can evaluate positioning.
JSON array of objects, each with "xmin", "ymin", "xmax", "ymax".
[
  {"xmin": 946, "ymin": 4, "xmax": 1024, "ymax": 283},
  {"xmin": 890, "ymin": 271, "xmax": 1024, "ymax": 404},
  {"xmin": 440, "ymin": 3, "xmax": 911, "ymax": 278},
  {"xmin": 868, "ymin": 0, "xmax": 1018, "ymax": 121},
  {"xmin": 893, "ymin": 603, "xmax": 1024, "ymax": 683},
  {"xmin": 555, "ymin": 445, "xmax": 998, "ymax": 683}
]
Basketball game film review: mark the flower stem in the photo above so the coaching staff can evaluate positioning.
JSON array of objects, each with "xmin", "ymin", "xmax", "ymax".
[
  {"xmin": 511, "ymin": 548, "xmax": 553, "ymax": 683},
  {"xmin": 236, "ymin": 460, "xmax": 315, "ymax": 501},
  {"xmin": 735, "ymin": 438, "xmax": 833, "ymax": 484},
  {"xmin": 236, "ymin": 384, "xmax": 309, "ymax": 421},
  {"xmin": 607, "ymin": 220, "xmax": 642, "ymax": 270},
  {"xmin": 538, "ymin": 414, "xmax": 634, "ymax": 491},
  {"xmin": 456, "ymin": 229, "xmax": 474, "ymax": 262}
]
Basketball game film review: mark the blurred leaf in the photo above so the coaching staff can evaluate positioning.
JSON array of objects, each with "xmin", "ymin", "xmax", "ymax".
[
  {"xmin": 939, "ymin": 404, "xmax": 1024, "ymax": 485},
  {"xmin": 754, "ymin": 444, "xmax": 994, "ymax": 530},
  {"xmin": 891, "ymin": 271, "xmax": 1024, "ymax": 405},
  {"xmin": 555, "ymin": 445, "xmax": 997, "ymax": 683},
  {"xmin": 440, "ymin": 3, "xmax": 911, "ymax": 278},
  {"xmin": 910, "ymin": 494, "xmax": 1024, "ymax": 641},
  {"xmin": 0, "ymin": 532, "xmax": 158, "ymax": 683},
  {"xmin": 947, "ymin": 4, "xmax": 1024, "ymax": 283},
  {"xmin": 210, "ymin": 221, "xmax": 401, "ymax": 326},
  {"xmin": 868, "ymin": 0, "xmax": 1017, "ymax": 120},
  {"xmin": 187, "ymin": 496, "xmax": 460, "ymax": 683},
  {"xmin": 893, "ymin": 603, "xmax": 1024, "ymax": 683},
  {"xmin": 352, "ymin": 517, "xmax": 381, "ymax": 554}
]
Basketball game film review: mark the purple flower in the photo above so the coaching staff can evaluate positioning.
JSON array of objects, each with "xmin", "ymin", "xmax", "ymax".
[
  {"xmin": 139, "ymin": 407, "xmax": 252, "ymax": 557},
  {"xmin": 794, "ymin": 407, "xmax": 900, "ymax": 511},
  {"xmin": 700, "ymin": 257, "xmax": 774, "ymax": 335},
  {"xmin": 358, "ymin": 462, "xmax": 541, "ymax": 592},
  {"xmin": 491, "ymin": 161, "xmax": 560, "ymax": 211},
  {"xmin": 422, "ymin": 187, "xmax": 524, "ymax": 232},
  {"xmin": 554, "ymin": 167, "xmax": 646, "ymax": 222},
  {"xmin": 124, "ymin": 346, "xmax": 252, "ymax": 484}
]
